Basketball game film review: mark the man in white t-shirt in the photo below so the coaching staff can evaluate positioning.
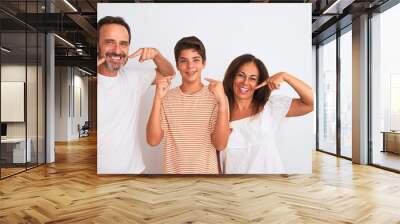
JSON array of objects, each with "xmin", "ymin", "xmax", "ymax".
[{"xmin": 97, "ymin": 16, "xmax": 175, "ymax": 174}]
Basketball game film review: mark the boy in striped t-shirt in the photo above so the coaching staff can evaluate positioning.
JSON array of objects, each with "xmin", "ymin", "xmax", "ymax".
[{"xmin": 146, "ymin": 36, "xmax": 230, "ymax": 174}]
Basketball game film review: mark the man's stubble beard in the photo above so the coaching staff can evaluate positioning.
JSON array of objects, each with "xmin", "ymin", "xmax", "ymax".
[
  {"xmin": 104, "ymin": 60, "xmax": 124, "ymax": 72},
  {"xmin": 100, "ymin": 50, "xmax": 128, "ymax": 72}
]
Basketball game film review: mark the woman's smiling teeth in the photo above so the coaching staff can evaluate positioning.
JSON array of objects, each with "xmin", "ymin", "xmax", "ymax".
[{"xmin": 239, "ymin": 87, "xmax": 250, "ymax": 94}]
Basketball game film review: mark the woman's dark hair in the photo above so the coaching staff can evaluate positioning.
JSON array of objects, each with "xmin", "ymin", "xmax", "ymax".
[{"xmin": 223, "ymin": 54, "xmax": 271, "ymax": 115}]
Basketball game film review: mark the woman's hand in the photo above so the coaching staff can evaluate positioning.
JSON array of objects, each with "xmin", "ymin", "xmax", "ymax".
[
  {"xmin": 255, "ymin": 72, "xmax": 287, "ymax": 91},
  {"xmin": 255, "ymin": 71, "xmax": 313, "ymax": 117},
  {"xmin": 266, "ymin": 72, "xmax": 287, "ymax": 90}
]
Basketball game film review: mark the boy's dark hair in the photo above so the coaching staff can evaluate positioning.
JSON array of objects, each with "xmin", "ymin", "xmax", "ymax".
[
  {"xmin": 98, "ymin": 16, "xmax": 131, "ymax": 43},
  {"xmin": 174, "ymin": 36, "xmax": 206, "ymax": 63}
]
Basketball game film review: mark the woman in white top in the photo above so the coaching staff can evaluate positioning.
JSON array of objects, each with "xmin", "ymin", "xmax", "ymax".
[{"xmin": 221, "ymin": 54, "xmax": 314, "ymax": 174}]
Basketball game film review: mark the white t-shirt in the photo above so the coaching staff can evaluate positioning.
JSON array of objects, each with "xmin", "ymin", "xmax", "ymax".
[
  {"xmin": 221, "ymin": 95, "xmax": 292, "ymax": 174},
  {"xmin": 97, "ymin": 61, "xmax": 155, "ymax": 174}
]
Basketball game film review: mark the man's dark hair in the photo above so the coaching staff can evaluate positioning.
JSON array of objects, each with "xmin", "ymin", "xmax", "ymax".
[
  {"xmin": 174, "ymin": 36, "xmax": 206, "ymax": 63},
  {"xmin": 98, "ymin": 16, "xmax": 131, "ymax": 43}
]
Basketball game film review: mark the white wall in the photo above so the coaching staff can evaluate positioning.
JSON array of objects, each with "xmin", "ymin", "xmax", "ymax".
[
  {"xmin": 55, "ymin": 66, "xmax": 69, "ymax": 141},
  {"xmin": 55, "ymin": 67, "xmax": 89, "ymax": 141},
  {"xmin": 98, "ymin": 3, "xmax": 313, "ymax": 174},
  {"xmin": 72, "ymin": 72, "xmax": 89, "ymax": 138}
]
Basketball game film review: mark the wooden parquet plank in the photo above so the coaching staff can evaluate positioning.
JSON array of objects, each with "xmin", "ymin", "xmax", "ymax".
[{"xmin": 1, "ymin": 134, "xmax": 400, "ymax": 223}]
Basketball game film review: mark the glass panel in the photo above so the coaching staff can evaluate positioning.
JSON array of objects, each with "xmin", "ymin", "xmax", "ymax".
[
  {"xmin": 0, "ymin": 1, "xmax": 28, "ymax": 178},
  {"xmin": 340, "ymin": 29, "xmax": 352, "ymax": 158},
  {"xmin": 1, "ymin": 30, "xmax": 27, "ymax": 177},
  {"xmin": 27, "ymin": 31, "xmax": 38, "ymax": 169},
  {"xmin": 0, "ymin": 1, "xmax": 46, "ymax": 178},
  {"xmin": 371, "ymin": 3, "xmax": 400, "ymax": 171},
  {"xmin": 27, "ymin": 0, "xmax": 38, "ymax": 169},
  {"xmin": 318, "ymin": 37, "xmax": 337, "ymax": 154},
  {"xmin": 38, "ymin": 32, "xmax": 45, "ymax": 165}
]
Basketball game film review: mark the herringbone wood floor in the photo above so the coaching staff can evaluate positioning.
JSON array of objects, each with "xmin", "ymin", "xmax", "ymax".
[{"xmin": 1, "ymin": 135, "xmax": 400, "ymax": 224}]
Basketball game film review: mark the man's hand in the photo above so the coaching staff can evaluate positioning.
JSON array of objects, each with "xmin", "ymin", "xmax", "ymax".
[
  {"xmin": 129, "ymin": 48, "xmax": 160, "ymax": 63},
  {"xmin": 97, "ymin": 56, "xmax": 106, "ymax": 67}
]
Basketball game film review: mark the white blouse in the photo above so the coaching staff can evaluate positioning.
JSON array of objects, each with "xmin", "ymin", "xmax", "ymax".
[{"xmin": 221, "ymin": 95, "xmax": 292, "ymax": 174}]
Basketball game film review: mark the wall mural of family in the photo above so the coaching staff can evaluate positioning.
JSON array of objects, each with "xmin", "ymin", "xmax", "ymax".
[{"xmin": 97, "ymin": 4, "xmax": 314, "ymax": 174}]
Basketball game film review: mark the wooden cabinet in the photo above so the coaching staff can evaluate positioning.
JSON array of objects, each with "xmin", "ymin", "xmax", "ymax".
[{"xmin": 382, "ymin": 131, "xmax": 400, "ymax": 154}]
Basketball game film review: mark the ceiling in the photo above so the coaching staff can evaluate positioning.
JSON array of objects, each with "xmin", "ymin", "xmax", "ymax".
[{"xmin": 0, "ymin": 0, "xmax": 392, "ymax": 74}]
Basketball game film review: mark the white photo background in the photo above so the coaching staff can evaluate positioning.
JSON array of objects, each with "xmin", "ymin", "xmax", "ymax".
[{"xmin": 98, "ymin": 3, "xmax": 313, "ymax": 174}]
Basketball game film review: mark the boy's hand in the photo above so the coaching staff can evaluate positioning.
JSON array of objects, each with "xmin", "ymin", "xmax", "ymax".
[
  {"xmin": 155, "ymin": 77, "xmax": 171, "ymax": 100},
  {"xmin": 129, "ymin": 48, "xmax": 160, "ymax": 63},
  {"xmin": 205, "ymin": 78, "xmax": 228, "ymax": 107}
]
